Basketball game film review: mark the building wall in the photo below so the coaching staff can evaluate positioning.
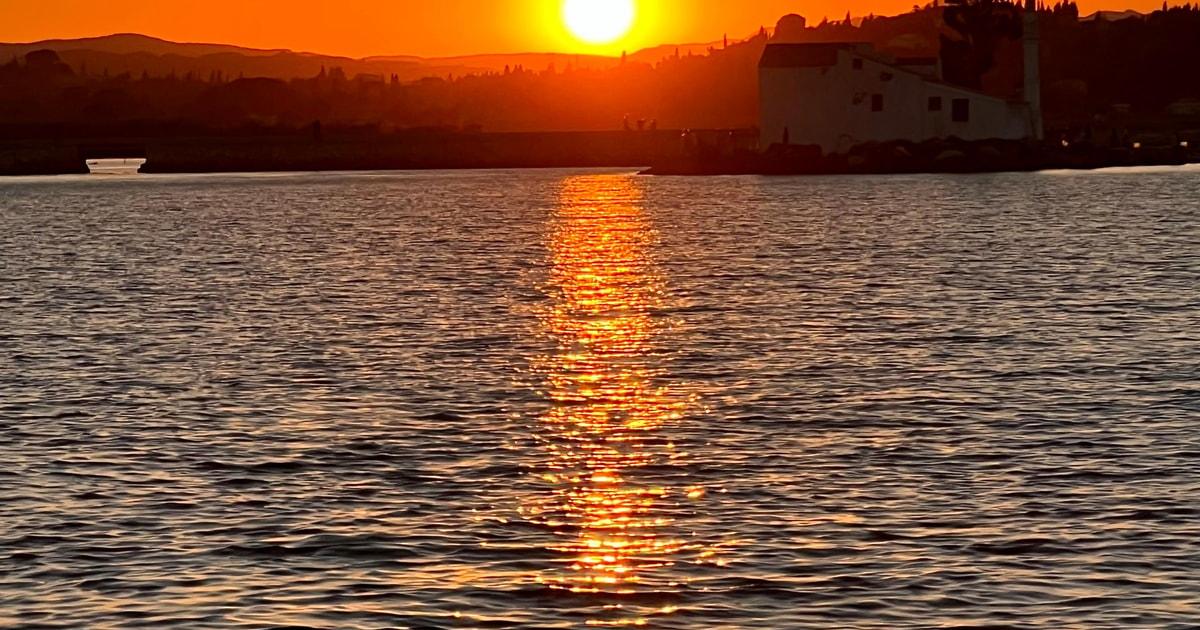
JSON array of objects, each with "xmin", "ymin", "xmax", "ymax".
[{"xmin": 760, "ymin": 49, "xmax": 1031, "ymax": 154}]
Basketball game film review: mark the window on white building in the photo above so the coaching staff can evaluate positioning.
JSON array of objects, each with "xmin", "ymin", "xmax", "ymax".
[
  {"xmin": 852, "ymin": 58, "xmax": 864, "ymax": 70},
  {"xmin": 928, "ymin": 96, "xmax": 943, "ymax": 111},
  {"xmin": 872, "ymin": 94, "xmax": 884, "ymax": 112},
  {"xmin": 952, "ymin": 98, "xmax": 970, "ymax": 122}
]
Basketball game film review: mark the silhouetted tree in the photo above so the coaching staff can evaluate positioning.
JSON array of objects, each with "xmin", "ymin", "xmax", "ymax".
[{"xmin": 940, "ymin": 0, "xmax": 1023, "ymax": 88}]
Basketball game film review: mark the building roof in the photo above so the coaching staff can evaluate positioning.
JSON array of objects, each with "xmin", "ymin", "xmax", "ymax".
[
  {"xmin": 759, "ymin": 42, "xmax": 901, "ymax": 69},
  {"xmin": 895, "ymin": 57, "xmax": 939, "ymax": 66},
  {"xmin": 758, "ymin": 43, "xmax": 841, "ymax": 69},
  {"xmin": 759, "ymin": 42, "xmax": 1018, "ymax": 103}
]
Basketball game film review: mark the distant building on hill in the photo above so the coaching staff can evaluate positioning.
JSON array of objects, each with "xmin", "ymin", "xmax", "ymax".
[{"xmin": 758, "ymin": 2, "xmax": 1044, "ymax": 154}]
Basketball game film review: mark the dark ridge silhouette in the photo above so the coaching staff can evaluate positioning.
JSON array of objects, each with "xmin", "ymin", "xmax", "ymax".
[
  {"xmin": 0, "ymin": 33, "xmax": 289, "ymax": 58},
  {"xmin": 0, "ymin": 34, "xmax": 705, "ymax": 87}
]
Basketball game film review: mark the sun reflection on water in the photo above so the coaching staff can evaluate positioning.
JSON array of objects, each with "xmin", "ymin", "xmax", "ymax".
[{"xmin": 525, "ymin": 175, "xmax": 697, "ymax": 624}]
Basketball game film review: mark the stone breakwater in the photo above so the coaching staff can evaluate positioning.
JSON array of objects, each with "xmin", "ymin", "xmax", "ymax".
[
  {"xmin": 138, "ymin": 130, "xmax": 687, "ymax": 174},
  {"xmin": 0, "ymin": 131, "xmax": 689, "ymax": 176},
  {"xmin": 0, "ymin": 143, "xmax": 89, "ymax": 176},
  {"xmin": 643, "ymin": 138, "xmax": 1196, "ymax": 176},
  {"xmin": 8, "ymin": 131, "xmax": 1191, "ymax": 177}
]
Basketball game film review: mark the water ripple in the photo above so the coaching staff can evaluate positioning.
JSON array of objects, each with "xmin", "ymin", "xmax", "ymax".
[{"xmin": 1, "ymin": 168, "xmax": 1198, "ymax": 628}]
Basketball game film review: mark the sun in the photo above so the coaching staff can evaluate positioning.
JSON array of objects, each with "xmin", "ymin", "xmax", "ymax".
[{"xmin": 562, "ymin": 0, "xmax": 636, "ymax": 46}]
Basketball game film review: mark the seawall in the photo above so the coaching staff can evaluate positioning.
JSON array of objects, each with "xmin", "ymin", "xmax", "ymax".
[
  {"xmin": 139, "ymin": 131, "xmax": 687, "ymax": 174},
  {"xmin": 0, "ymin": 143, "xmax": 89, "ymax": 176},
  {"xmin": 644, "ymin": 139, "xmax": 1197, "ymax": 176}
]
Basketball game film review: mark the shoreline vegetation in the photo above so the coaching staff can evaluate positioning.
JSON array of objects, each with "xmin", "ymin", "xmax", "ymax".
[{"xmin": 2, "ymin": 130, "xmax": 1196, "ymax": 177}]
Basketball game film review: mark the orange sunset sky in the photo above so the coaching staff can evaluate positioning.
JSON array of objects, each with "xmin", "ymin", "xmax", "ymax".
[{"xmin": 2, "ymin": 0, "xmax": 1165, "ymax": 58}]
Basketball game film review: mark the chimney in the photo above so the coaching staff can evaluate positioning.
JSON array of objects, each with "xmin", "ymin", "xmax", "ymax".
[{"xmin": 1023, "ymin": 0, "xmax": 1044, "ymax": 140}]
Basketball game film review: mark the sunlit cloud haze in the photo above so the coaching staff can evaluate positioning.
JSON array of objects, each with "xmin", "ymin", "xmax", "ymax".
[{"xmin": 1, "ymin": 0, "xmax": 1171, "ymax": 57}]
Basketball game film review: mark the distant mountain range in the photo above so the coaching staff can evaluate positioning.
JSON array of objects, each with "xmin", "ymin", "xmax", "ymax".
[{"xmin": 0, "ymin": 33, "xmax": 725, "ymax": 82}]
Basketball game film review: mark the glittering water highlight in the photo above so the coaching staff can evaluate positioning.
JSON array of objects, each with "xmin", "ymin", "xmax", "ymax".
[{"xmin": 1, "ymin": 167, "xmax": 1198, "ymax": 629}]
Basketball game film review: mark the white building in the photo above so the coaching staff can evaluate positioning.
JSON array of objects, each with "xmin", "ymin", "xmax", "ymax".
[{"xmin": 759, "ymin": 35, "xmax": 1042, "ymax": 154}]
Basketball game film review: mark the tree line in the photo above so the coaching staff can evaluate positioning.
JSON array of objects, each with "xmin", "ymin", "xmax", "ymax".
[{"xmin": 3, "ymin": 4, "xmax": 1200, "ymax": 138}]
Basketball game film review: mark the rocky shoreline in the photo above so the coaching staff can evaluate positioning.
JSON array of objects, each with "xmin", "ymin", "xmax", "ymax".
[
  {"xmin": 4, "ymin": 133, "xmax": 1194, "ymax": 177},
  {"xmin": 0, "ymin": 130, "xmax": 686, "ymax": 176},
  {"xmin": 642, "ymin": 138, "xmax": 1196, "ymax": 176}
]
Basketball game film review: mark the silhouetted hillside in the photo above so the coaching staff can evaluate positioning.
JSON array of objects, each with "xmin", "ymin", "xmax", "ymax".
[
  {"xmin": 0, "ymin": 34, "xmax": 699, "ymax": 86},
  {"xmin": 0, "ymin": 33, "xmax": 287, "ymax": 59}
]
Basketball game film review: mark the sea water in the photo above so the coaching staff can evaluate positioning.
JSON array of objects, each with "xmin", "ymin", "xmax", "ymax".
[{"xmin": 1, "ymin": 167, "xmax": 1197, "ymax": 628}]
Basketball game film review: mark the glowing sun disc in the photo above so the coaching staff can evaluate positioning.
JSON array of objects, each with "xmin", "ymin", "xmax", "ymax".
[{"xmin": 563, "ymin": 0, "xmax": 636, "ymax": 45}]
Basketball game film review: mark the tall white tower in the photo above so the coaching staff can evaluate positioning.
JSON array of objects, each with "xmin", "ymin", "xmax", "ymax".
[{"xmin": 1023, "ymin": 0, "xmax": 1044, "ymax": 140}]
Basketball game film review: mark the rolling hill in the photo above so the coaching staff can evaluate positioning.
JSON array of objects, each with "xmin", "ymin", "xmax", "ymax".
[{"xmin": 0, "ymin": 33, "xmax": 727, "ymax": 83}]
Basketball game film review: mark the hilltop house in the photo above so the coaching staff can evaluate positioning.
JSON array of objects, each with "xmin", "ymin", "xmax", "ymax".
[{"xmin": 758, "ymin": 3, "xmax": 1043, "ymax": 154}]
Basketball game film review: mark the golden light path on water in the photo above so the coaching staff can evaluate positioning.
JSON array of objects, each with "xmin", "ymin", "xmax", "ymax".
[{"xmin": 523, "ymin": 175, "xmax": 707, "ymax": 626}]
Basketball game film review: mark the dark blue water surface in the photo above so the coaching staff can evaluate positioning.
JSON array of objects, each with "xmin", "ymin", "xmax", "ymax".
[{"xmin": 1, "ymin": 167, "xmax": 1198, "ymax": 629}]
